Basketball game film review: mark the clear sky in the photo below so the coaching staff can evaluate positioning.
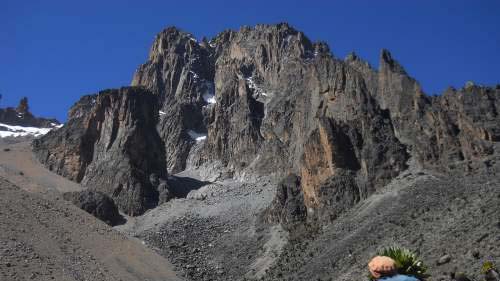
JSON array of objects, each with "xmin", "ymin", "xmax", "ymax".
[{"xmin": 2, "ymin": 0, "xmax": 499, "ymax": 121}]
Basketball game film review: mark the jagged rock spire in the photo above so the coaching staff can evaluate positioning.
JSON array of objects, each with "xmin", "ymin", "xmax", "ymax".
[
  {"xmin": 379, "ymin": 49, "xmax": 407, "ymax": 75},
  {"xmin": 16, "ymin": 97, "xmax": 29, "ymax": 115}
]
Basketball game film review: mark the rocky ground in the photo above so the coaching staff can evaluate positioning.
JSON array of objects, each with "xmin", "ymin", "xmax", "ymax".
[
  {"xmin": 0, "ymin": 140, "xmax": 82, "ymax": 194},
  {"xmin": 261, "ymin": 156, "xmax": 500, "ymax": 281},
  {"xmin": 117, "ymin": 154, "xmax": 500, "ymax": 281},
  {"xmin": 116, "ymin": 174, "xmax": 286, "ymax": 281},
  {"xmin": 1, "ymin": 138, "xmax": 499, "ymax": 281},
  {"xmin": 0, "ymin": 140, "xmax": 182, "ymax": 281}
]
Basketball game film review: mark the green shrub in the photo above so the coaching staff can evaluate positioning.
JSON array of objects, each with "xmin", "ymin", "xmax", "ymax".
[
  {"xmin": 377, "ymin": 246, "xmax": 429, "ymax": 280},
  {"xmin": 482, "ymin": 261, "xmax": 496, "ymax": 274}
]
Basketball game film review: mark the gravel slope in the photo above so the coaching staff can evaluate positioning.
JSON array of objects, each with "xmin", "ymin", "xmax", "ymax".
[
  {"xmin": 116, "ymin": 176, "xmax": 284, "ymax": 281},
  {"xmin": 0, "ymin": 177, "xmax": 182, "ymax": 281},
  {"xmin": 1, "ymin": 140, "xmax": 498, "ymax": 281},
  {"xmin": 261, "ymin": 158, "xmax": 500, "ymax": 281},
  {"xmin": 0, "ymin": 140, "xmax": 82, "ymax": 194},
  {"xmin": 118, "ymin": 157, "xmax": 500, "ymax": 281},
  {"xmin": 0, "ymin": 140, "xmax": 183, "ymax": 281}
]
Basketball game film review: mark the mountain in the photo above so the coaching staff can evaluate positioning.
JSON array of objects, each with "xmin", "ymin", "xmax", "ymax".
[
  {"xmin": 0, "ymin": 97, "xmax": 61, "ymax": 138},
  {"xmin": 34, "ymin": 23, "xmax": 499, "ymax": 216},
  {"xmin": 28, "ymin": 23, "xmax": 499, "ymax": 280}
]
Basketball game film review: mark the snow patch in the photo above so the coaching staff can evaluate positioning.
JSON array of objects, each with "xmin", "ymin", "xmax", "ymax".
[
  {"xmin": 188, "ymin": 72, "xmax": 217, "ymax": 105},
  {"xmin": 203, "ymin": 93, "xmax": 216, "ymax": 104},
  {"xmin": 202, "ymin": 81, "xmax": 216, "ymax": 104},
  {"xmin": 0, "ymin": 123, "xmax": 53, "ymax": 138},
  {"xmin": 187, "ymin": 130, "xmax": 207, "ymax": 142},
  {"xmin": 159, "ymin": 110, "xmax": 166, "ymax": 116},
  {"xmin": 304, "ymin": 50, "xmax": 318, "ymax": 60},
  {"xmin": 189, "ymin": 71, "xmax": 200, "ymax": 80},
  {"xmin": 245, "ymin": 77, "xmax": 270, "ymax": 98},
  {"xmin": 50, "ymin": 122, "xmax": 64, "ymax": 129}
]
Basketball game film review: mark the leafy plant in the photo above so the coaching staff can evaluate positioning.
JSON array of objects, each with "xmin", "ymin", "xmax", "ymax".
[
  {"xmin": 377, "ymin": 246, "xmax": 429, "ymax": 280},
  {"xmin": 482, "ymin": 261, "xmax": 497, "ymax": 274}
]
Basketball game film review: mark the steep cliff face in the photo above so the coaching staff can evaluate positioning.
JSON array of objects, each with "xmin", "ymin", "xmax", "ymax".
[
  {"xmin": 130, "ymin": 23, "xmax": 499, "ymax": 220},
  {"xmin": 131, "ymin": 27, "xmax": 215, "ymax": 173},
  {"xmin": 422, "ymin": 85, "xmax": 500, "ymax": 168},
  {"xmin": 348, "ymin": 50, "xmax": 500, "ymax": 169},
  {"xmin": 132, "ymin": 24, "xmax": 410, "ymax": 220},
  {"xmin": 33, "ymin": 87, "xmax": 167, "ymax": 215},
  {"xmin": 33, "ymin": 23, "xmax": 499, "ymax": 219}
]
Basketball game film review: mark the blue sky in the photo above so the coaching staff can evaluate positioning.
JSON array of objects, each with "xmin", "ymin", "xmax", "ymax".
[{"xmin": 2, "ymin": 0, "xmax": 499, "ymax": 121}]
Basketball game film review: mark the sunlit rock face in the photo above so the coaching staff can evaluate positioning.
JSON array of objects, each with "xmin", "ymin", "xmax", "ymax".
[
  {"xmin": 133, "ymin": 24, "xmax": 500, "ymax": 217},
  {"xmin": 132, "ymin": 24, "xmax": 409, "ymax": 216},
  {"xmin": 34, "ymin": 23, "xmax": 500, "ymax": 218}
]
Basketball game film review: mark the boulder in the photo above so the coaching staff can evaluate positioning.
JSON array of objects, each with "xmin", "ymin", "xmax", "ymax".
[{"xmin": 63, "ymin": 190, "xmax": 123, "ymax": 226}]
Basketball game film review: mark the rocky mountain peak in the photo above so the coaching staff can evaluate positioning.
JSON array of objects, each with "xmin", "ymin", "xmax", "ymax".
[
  {"xmin": 16, "ymin": 97, "xmax": 29, "ymax": 115},
  {"xmin": 344, "ymin": 51, "xmax": 358, "ymax": 62},
  {"xmin": 379, "ymin": 48, "xmax": 408, "ymax": 75},
  {"xmin": 34, "ymin": 23, "xmax": 500, "ymax": 219},
  {"xmin": 235, "ymin": 22, "xmax": 301, "ymax": 41},
  {"xmin": 148, "ymin": 26, "xmax": 200, "ymax": 60},
  {"xmin": 0, "ymin": 96, "xmax": 60, "ymax": 133},
  {"xmin": 344, "ymin": 51, "xmax": 374, "ymax": 75},
  {"xmin": 233, "ymin": 23, "xmax": 315, "ymax": 59}
]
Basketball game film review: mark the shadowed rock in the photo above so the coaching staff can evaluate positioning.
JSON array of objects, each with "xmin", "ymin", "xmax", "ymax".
[
  {"xmin": 266, "ymin": 174, "xmax": 307, "ymax": 226},
  {"xmin": 33, "ymin": 87, "xmax": 168, "ymax": 215},
  {"xmin": 63, "ymin": 190, "xmax": 124, "ymax": 226},
  {"xmin": 167, "ymin": 176, "xmax": 211, "ymax": 198}
]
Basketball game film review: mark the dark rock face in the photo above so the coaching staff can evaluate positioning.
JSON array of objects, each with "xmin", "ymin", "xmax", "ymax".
[
  {"xmin": 132, "ymin": 27, "xmax": 214, "ymax": 173},
  {"xmin": 349, "ymin": 49, "xmax": 500, "ymax": 170},
  {"xmin": 63, "ymin": 190, "xmax": 123, "ymax": 226},
  {"xmin": 312, "ymin": 169, "xmax": 361, "ymax": 222},
  {"xmin": 267, "ymin": 170, "xmax": 361, "ymax": 225},
  {"xmin": 0, "ymin": 97, "xmax": 60, "ymax": 127},
  {"xmin": 33, "ymin": 23, "xmax": 500, "ymax": 221},
  {"xmin": 105, "ymin": 23, "xmax": 500, "ymax": 219},
  {"xmin": 266, "ymin": 174, "xmax": 306, "ymax": 226},
  {"xmin": 132, "ymin": 23, "xmax": 411, "ymax": 219},
  {"xmin": 33, "ymin": 87, "xmax": 168, "ymax": 215}
]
